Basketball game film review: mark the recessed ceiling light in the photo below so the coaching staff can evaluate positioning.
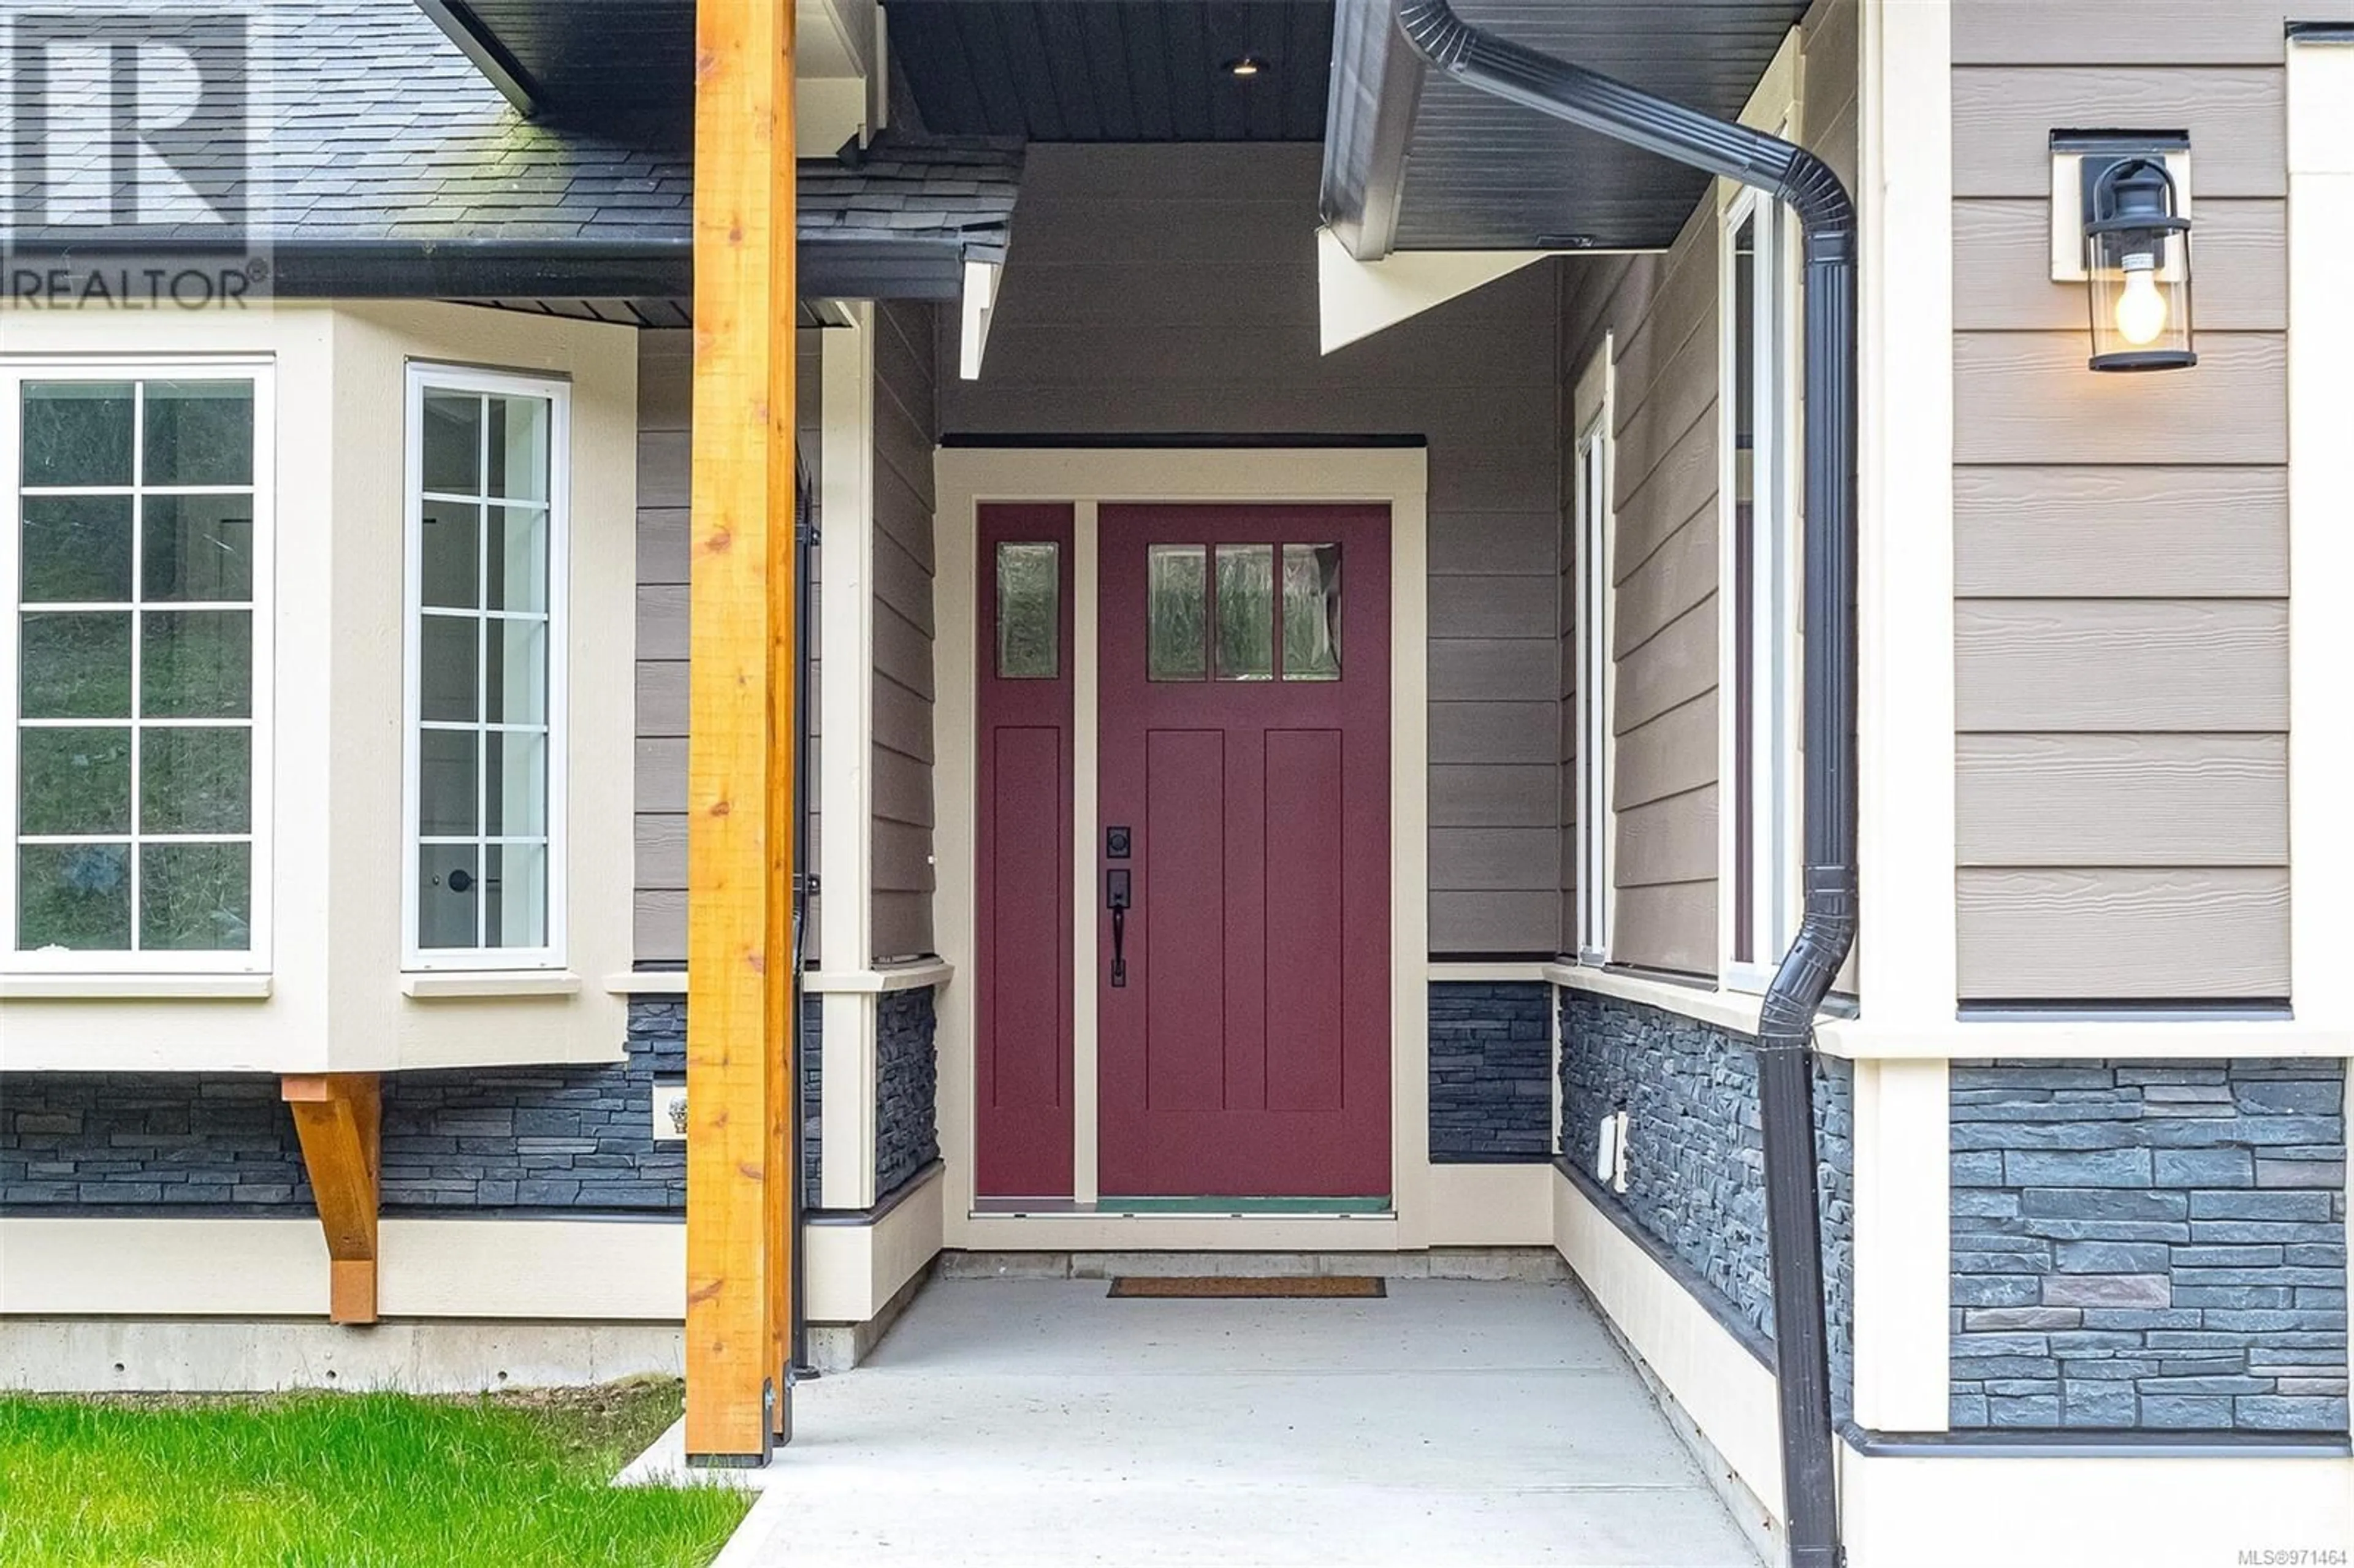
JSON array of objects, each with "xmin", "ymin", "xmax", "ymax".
[{"xmin": 1223, "ymin": 55, "xmax": 1268, "ymax": 78}]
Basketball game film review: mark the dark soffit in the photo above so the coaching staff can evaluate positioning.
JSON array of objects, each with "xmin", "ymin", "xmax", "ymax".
[
  {"xmin": 424, "ymin": 0, "xmax": 697, "ymax": 142},
  {"xmin": 888, "ymin": 1, "xmax": 1336, "ymax": 142},
  {"xmin": 1388, "ymin": 0, "xmax": 1812, "ymax": 250}
]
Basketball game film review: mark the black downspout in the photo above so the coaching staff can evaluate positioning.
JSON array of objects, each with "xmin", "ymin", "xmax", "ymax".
[
  {"xmin": 789, "ymin": 455, "xmax": 818, "ymax": 1380},
  {"xmin": 1392, "ymin": 6, "xmax": 1859, "ymax": 1566}
]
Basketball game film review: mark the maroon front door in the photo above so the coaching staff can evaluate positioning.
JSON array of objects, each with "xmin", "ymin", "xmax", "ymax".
[{"xmin": 1097, "ymin": 504, "xmax": 1390, "ymax": 1198}]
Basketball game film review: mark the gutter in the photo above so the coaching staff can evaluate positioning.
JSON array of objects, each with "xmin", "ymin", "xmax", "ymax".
[
  {"xmin": 4, "ymin": 236, "xmax": 977, "ymax": 305},
  {"xmin": 1392, "ymin": 6, "xmax": 1859, "ymax": 1566},
  {"xmin": 1322, "ymin": 0, "xmax": 1428, "ymax": 261}
]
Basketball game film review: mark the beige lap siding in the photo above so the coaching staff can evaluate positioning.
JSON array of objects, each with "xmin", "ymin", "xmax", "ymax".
[
  {"xmin": 1554, "ymin": 0, "xmax": 1857, "ymax": 982},
  {"xmin": 934, "ymin": 142, "xmax": 1564, "ymax": 956},
  {"xmin": 871, "ymin": 300, "xmax": 939, "ymax": 963},
  {"xmin": 1946, "ymin": 0, "xmax": 2350, "ymax": 1000},
  {"xmin": 1560, "ymin": 216, "xmax": 1721, "ymax": 980},
  {"xmin": 634, "ymin": 325, "xmax": 827, "ymax": 967}
]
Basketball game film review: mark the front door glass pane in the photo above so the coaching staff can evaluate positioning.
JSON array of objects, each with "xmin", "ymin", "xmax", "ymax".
[
  {"xmin": 1214, "ymin": 544, "xmax": 1274, "ymax": 682},
  {"xmin": 1146, "ymin": 544, "xmax": 1206, "ymax": 681},
  {"xmin": 1281, "ymin": 544, "xmax": 1341, "ymax": 680}
]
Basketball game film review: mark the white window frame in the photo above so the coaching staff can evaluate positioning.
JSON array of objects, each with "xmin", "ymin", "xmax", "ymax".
[
  {"xmin": 1570, "ymin": 337, "xmax": 1616, "ymax": 965},
  {"xmin": 1720, "ymin": 188, "xmax": 1803, "ymax": 995},
  {"xmin": 0, "ymin": 356, "xmax": 275, "ymax": 976},
  {"xmin": 400, "ymin": 362, "xmax": 571, "ymax": 973}
]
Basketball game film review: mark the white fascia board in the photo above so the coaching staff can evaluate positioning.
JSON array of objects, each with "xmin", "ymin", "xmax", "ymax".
[
  {"xmin": 797, "ymin": 0, "xmax": 873, "ymax": 77},
  {"xmin": 796, "ymin": 0, "xmax": 877, "ymax": 151},
  {"xmin": 797, "ymin": 77, "xmax": 868, "ymax": 155},
  {"xmin": 959, "ymin": 261, "xmax": 1001, "ymax": 381},
  {"xmin": 1318, "ymin": 228, "xmax": 1594, "ymax": 354}
]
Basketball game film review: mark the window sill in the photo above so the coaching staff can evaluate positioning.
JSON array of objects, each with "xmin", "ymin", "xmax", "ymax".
[
  {"xmin": 603, "ymin": 970, "xmax": 687, "ymax": 996},
  {"xmin": 0, "ymin": 973, "xmax": 273, "ymax": 1000},
  {"xmin": 1544, "ymin": 962, "xmax": 1767, "ymax": 1037},
  {"xmin": 805, "ymin": 959, "xmax": 955, "ymax": 994},
  {"xmin": 401, "ymin": 970, "xmax": 582, "ymax": 1000}
]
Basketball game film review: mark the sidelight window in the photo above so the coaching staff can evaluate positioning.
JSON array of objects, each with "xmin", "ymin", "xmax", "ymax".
[
  {"xmin": 1724, "ymin": 192, "xmax": 1801, "ymax": 991},
  {"xmin": 994, "ymin": 541, "xmax": 1061, "ymax": 678},
  {"xmin": 405, "ymin": 365, "xmax": 568, "ymax": 969},
  {"xmin": 3, "ymin": 367, "xmax": 270, "ymax": 969},
  {"xmin": 1571, "ymin": 392, "xmax": 1613, "ymax": 966}
]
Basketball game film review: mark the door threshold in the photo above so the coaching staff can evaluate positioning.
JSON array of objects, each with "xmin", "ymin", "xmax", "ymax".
[{"xmin": 970, "ymin": 1196, "xmax": 1393, "ymax": 1220}]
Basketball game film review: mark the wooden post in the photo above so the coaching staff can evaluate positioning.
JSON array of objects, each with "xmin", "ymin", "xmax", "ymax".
[
  {"xmin": 686, "ymin": 0, "xmax": 798, "ymax": 1463},
  {"xmin": 281, "ymin": 1074, "xmax": 381, "ymax": 1325}
]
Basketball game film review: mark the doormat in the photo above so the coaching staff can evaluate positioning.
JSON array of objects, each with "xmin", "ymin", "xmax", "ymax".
[{"xmin": 1107, "ymin": 1276, "xmax": 1387, "ymax": 1299}]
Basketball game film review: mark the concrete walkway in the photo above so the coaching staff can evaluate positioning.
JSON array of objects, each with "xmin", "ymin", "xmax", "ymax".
[{"xmin": 685, "ymin": 1276, "xmax": 1761, "ymax": 1568}]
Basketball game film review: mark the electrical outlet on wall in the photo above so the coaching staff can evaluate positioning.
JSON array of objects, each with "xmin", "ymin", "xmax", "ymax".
[{"xmin": 652, "ymin": 1083, "xmax": 688, "ymax": 1142}]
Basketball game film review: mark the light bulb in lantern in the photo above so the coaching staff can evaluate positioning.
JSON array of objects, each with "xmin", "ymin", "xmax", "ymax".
[{"xmin": 2114, "ymin": 253, "xmax": 2169, "ymax": 347}]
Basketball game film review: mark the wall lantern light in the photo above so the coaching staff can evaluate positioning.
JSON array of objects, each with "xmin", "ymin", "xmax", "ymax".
[{"xmin": 2051, "ymin": 133, "xmax": 2196, "ymax": 372}]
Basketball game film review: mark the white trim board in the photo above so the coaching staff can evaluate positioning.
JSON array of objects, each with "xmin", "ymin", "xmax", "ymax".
[
  {"xmin": 933, "ymin": 446, "xmax": 1435, "ymax": 1249},
  {"xmin": 1842, "ymin": 1447, "xmax": 2352, "ymax": 1568},
  {"xmin": 805, "ymin": 1162, "xmax": 947, "ymax": 1323},
  {"xmin": 1551, "ymin": 1168, "xmax": 1787, "ymax": 1527},
  {"xmin": 0, "ymin": 1203, "xmax": 940, "ymax": 1330},
  {"xmin": 1857, "ymin": 0, "xmax": 1957, "ymax": 1027},
  {"xmin": 1553, "ymin": 961, "xmax": 2354, "ymax": 1061},
  {"xmin": 819, "ymin": 308, "xmax": 880, "ymax": 1210},
  {"xmin": 820, "ymin": 306, "xmax": 878, "ymax": 975},
  {"xmin": 2288, "ymin": 37, "xmax": 2354, "ymax": 1030},
  {"xmin": 0, "ymin": 1217, "xmax": 685, "ymax": 1320},
  {"xmin": 1316, "ymin": 229, "xmax": 1576, "ymax": 354}
]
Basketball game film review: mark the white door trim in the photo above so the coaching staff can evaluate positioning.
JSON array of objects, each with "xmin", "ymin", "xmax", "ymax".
[{"xmin": 934, "ymin": 446, "xmax": 1434, "ymax": 1249}]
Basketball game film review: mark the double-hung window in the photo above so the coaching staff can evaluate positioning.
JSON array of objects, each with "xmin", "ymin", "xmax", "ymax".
[
  {"xmin": 404, "ymin": 365, "xmax": 568, "ymax": 970},
  {"xmin": 1724, "ymin": 191, "xmax": 1802, "ymax": 991},
  {"xmin": 3, "ymin": 365, "xmax": 271, "ymax": 972},
  {"xmin": 1570, "ymin": 346, "xmax": 1615, "ymax": 965}
]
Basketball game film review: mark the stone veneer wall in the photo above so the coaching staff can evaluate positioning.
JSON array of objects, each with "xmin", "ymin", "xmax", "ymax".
[
  {"xmin": 1558, "ymin": 989, "xmax": 1854, "ymax": 1415},
  {"xmin": 626, "ymin": 993, "xmax": 825, "ymax": 1198},
  {"xmin": 874, "ymin": 986, "xmax": 940, "ymax": 1197},
  {"xmin": 1429, "ymin": 981, "xmax": 1554, "ymax": 1162},
  {"xmin": 0, "ymin": 994, "xmax": 823, "ymax": 1212},
  {"xmin": 1950, "ymin": 1059, "xmax": 2348, "ymax": 1432}
]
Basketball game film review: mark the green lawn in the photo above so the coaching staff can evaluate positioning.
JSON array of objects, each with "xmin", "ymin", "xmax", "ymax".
[{"xmin": 0, "ymin": 1378, "xmax": 750, "ymax": 1568}]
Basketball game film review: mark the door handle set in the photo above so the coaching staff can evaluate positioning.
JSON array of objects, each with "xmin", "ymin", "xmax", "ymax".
[
  {"xmin": 1105, "ymin": 824, "xmax": 1133, "ymax": 988},
  {"xmin": 1107, "ymin": 869, "xmax": 1131, "ymax": 988}
]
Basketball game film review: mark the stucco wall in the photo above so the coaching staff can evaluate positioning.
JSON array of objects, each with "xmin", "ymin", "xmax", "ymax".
[{"xmin": 0, "ymin": 300, "xmax": 638, "ymax": 1075}]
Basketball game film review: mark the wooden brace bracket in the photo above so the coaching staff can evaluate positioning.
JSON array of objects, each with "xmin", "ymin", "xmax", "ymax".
[{"xmin": 281, "ymin": 1073, "xmax": 382, "ymax": 1325}]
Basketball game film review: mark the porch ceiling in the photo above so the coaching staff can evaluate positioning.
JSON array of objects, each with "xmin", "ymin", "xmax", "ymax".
[
  {"xmin": 887, "ymin": 1, "xmax": 1335, "ymax": 142},
  {"xmin": 1330, "ymin": 0, "xmax": 1813, "ymax": 254}
]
